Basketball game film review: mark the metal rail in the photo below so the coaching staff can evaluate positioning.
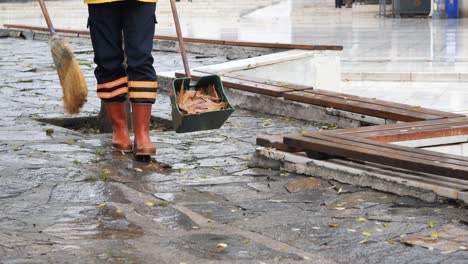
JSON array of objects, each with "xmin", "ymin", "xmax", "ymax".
[{"xmin": 3, "ymin": 24, "xmax": 343, "ymax": 51}]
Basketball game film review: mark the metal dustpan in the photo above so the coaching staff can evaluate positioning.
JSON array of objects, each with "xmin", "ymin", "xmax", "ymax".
[
  {"xmin": 168, "ymin": 0, "xmax": 234, "ymax": 133},
  {"xmin": 170, "ymin": 75, "xmax": 235, "ymax": 133}
]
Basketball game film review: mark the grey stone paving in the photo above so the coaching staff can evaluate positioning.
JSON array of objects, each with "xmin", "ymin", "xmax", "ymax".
[{"xmin": 1, "ymin": 37, "xmax": 468, "ymax": 264}]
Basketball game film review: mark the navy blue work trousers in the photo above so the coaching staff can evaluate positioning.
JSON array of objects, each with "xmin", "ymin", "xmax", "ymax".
[{"xmin": 88, "ymin": 1, "xmax": 158, "ymax": 104}]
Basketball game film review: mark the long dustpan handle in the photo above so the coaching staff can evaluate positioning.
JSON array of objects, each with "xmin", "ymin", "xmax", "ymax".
[
  {"xmin": 38, "ymin": 0, "xmax": 56, "ymax": 35},
  {"xmin": 169, "ymin": 0, "xmax": 191, "ymax": 79}
]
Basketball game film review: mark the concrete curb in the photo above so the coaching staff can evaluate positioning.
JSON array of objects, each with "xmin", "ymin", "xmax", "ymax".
[{"xmin": 251, "ymin": 147, "xmax": 468, "ymax": 205}]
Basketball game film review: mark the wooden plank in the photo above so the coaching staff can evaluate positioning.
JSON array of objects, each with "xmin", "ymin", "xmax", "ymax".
[
  {"xmin": 175, "ymin": 72, "xmax": 293, "ymax": 97},
  {"xmin": 256, "ymin": 135, "xmax": 302, "ymax": 152},
  {"xmin": 284, "ymin": 91, "xmax": 441, "ymax": 122},
  {"xmin": 4, "ymin": 24, "xmax": 343, "ymax": 51},
  {"xmin": 306, "ymin": 89, "xmax": 463, "ymax": 119},
  {"xmin": 315, "ymin": 117, "xmax": 468, "ymax": 136},
  {"xmin": 222, "ymin": 73, "xmax": 313, "ymax": 92},
  {"xmin": 352, "ymin": 122, "xmax": 468, "ymax": 142},
  {"xmin": 284, "ymin": 134, "xmax": 468, "ymax": 180},
  {"xmin": 303, "ymin": 133, "xmax": 468, "ymax": 164}
]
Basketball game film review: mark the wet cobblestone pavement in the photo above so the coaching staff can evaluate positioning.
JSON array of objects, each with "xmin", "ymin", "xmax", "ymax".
[{"xmin": 1, "ymin": 37, "xmax": 468, "ymax": 264}]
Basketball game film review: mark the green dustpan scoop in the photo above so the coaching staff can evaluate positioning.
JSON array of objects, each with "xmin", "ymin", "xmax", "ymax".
[{"xmin": 170, "ymin": 75, "xmax": 235, "ymax": 133}]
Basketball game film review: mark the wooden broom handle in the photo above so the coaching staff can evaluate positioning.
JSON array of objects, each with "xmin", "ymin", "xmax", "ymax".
[
  {"xmin": 169, "ymin": 0, "xmax": 191, "ymax": 78},
  {"xmin": 38, "ymin": 0, "xmax": 56, "ymax": 34}
]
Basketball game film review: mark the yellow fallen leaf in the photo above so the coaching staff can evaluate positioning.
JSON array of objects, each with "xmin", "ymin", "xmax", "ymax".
[
  {"xmin": 97, "ymin": 203, "xmax": 106, "ymax": 208},
  {"xmin": 383, "ymin": 223, "xmax": 390, "ymax": 228},
  {"xmin": 375, "ymin": 228, "xmax": 382, "ymax": 232},
  {"xmin": 428, "ymin": 221, "xmax": 436, "ymax": 228},
  {"xmin": 243, "ymin": 239, "xmax": 250, "ymax": 244},
  {"xmin": 146, "ymin": 202, "xmax": 155, "ymax": 207},
  {"xmin": 358, "ymin": 217, "xmax": 368, "ymax": 222},
  {"xmin": 263, "ymin": 119, "xmax": 272, "ymax": 127},
  {"xmin": 116, "ymin": 209, "xmax": 123, "ymax": 214},
  {"xmin": 431, "ymin": 232, "xmax": 439, "ymax": 239},
  {"xmin": 216, "ymin": 243, "xmax": 227, "ymax": 252},
  {"xmin": 442, "ymin": 250, "xmax": 456, "ymax": 254},
  {"xmin": 400, "ymin": 234, "xmax": 407, "ymax": 238},
  {"xmin": 13, "ymin": 146, "xmax": 23, "ymax": 151},
  {"xmin": 386, "ymin": 240, "xmax": 395, "ymax": 244},
  {"xmin": 362, "ymin": 230, "xmax": 371, "ymax": 237},
  {"xmin": 303, "ymin": 256, "xmax": 312, "ymax": 261},
  {"xmin": 274, "ymin": 256, "xmax": 283, "ymax": 261},
  {"xmin": 134, "ymin": 168, "xmax": 143, "ymax": 172},
  {"xmin": 335, "ymin": 207, "xmax": 346, "ymax": 211}
]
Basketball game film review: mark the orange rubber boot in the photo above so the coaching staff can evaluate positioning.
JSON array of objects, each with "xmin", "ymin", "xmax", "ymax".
[
  {"xmin": 105, "ymin": 102, "xmax": 132, "ymax": 153},
  {"xmin": 132, "ymin": 103, "xmax": 156, "ymax": 156}
]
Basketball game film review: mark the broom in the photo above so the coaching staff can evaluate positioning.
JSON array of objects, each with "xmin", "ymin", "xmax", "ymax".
[{"xmin": 38, "ymin": 0, "xmax": 87, "ymax": 114}]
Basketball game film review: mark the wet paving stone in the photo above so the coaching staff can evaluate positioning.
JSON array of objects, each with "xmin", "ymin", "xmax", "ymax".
[
  {"xmin": 176, "ymin": 233, "xmax": 302, "ymax": 261},
  {"xmin": 328, "ymin": 191, "xmax": 400, "ymax": 210},
  {"xmin": 151, "ymin": 206, "xmax": 198, "ymax": 231},
  {"xmin": 49, "ymin": 182, "xmax": 105, "ymax": 204},
  {"xmin": 1, "ymin": 36, "xmax": 468, "ymax": 263}
]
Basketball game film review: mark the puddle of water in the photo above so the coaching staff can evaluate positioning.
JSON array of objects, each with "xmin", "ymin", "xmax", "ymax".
[
  {"xmin": 94, "ymin": 205, "xmax": 144, "ymax": 240},
  {"xmin": 95, "ymin": 221, "xmax": 144, "ymax": 240}
]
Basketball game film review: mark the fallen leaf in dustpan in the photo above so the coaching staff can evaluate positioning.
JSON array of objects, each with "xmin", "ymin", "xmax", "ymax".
[
  {"xmin": 177, "ymin": 82, "xmax": 227, "ymax": 114},
  {"xmin": 403, "ymin": 224, "xmax": 468, "ymax": 252}
]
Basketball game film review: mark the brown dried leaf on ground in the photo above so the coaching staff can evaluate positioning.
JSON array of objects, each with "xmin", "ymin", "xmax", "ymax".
[
  {"xmin": 286, "ymin": 177, "xmax": 321, "ymax": 193},
  {"xmin": 177, "ymin": 82, "xmax": 226, "ymax": 114},
  {"xmin": 403, "ymin": 224, "xmax": 468, "ymax": 253}
]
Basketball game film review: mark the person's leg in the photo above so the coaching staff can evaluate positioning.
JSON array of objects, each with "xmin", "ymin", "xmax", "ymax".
[
  {"xmin": 122, "ymin": 0, "xmax": 157, "ymax": 156},
  {"xmin": 88, "ymin": 2, "xmax": 132, "ymax": 152}
]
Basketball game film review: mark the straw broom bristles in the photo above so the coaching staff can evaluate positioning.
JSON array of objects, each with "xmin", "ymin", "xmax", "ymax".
[{"xmin": 50, "ymin": 35, "xmax": 88, "ymax": 114}]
